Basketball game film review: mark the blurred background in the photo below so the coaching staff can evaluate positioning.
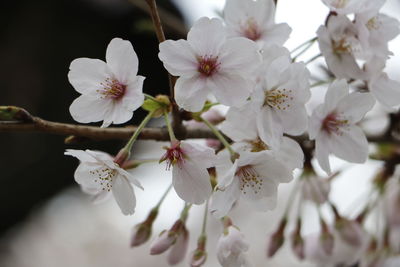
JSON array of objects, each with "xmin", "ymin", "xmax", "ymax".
[{"xmin": 0, "ymin": 0, "xmax": 399, "ymax": 266}]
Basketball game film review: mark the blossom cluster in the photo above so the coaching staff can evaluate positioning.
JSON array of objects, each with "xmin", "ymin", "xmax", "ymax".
[{"xmin": 62, "ymin": 0, "xmax": 400, "ymax": 266}]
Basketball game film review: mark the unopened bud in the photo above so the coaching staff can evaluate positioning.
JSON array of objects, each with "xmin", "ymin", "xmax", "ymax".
[
  {"xmin": 190, "ymin": 235, "xmax": 207, "ymax": 267},
  {"xmin": 320, "ymin": 219, "xmax": 334, "ymax": 255},
  {"xmin": 291, "ymin": 219, "xmax": 304, "ymax": 260},
  {"xmin": 335, "ymin": 218, "xmax": 363, "ymax": 247},
  {"xmin": 131, "ymin": 208, "xmax": 158, "ymax": 247},
  {"xmin": 267, "ymin": 218, "xmax": 287, "ymax": 257},
  {"xmin": 150, "ymin": 230, "xmax": 176, "ymax": 255},
  {"xmin": 168, "ymin": 227, "xmax": 189, "ymax": 265}
]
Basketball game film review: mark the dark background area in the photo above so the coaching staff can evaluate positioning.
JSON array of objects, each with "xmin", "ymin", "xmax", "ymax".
[{"xmin": 0, "ymin": 0, "xmax": 184, "ymax": 237}]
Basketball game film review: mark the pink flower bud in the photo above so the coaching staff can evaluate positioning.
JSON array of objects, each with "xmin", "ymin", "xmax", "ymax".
[
  {"xmin": 190, "ymin": 235, "xmax": 207, "ymax": 267},
  {"xmin": 168, "ymin": 227, "xmax": 189, "ymax": 265},
  {"xmin": 291, "ymin": 220, "xmax": 305, "ymax": 260},
  {"xmin": 267, "ymin": 218, "xmax": 287, "ymax": 257},
  {"xmin": 150, "ymin": 230, "xmax": 176, "ymax": 255},
  {"xmin": 320, "ymin": 219, "xmax": 334, "ymax": 255},
  {"xmin": 335, "ymin": 218, "xmax": 363, "ymax": 247},
  {"xmin": 131, "ymin": 208, "xmax": 158, "ymax": 247}
]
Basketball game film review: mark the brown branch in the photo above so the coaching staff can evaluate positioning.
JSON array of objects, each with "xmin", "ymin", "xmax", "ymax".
[{"xmin": 0, "ymin": 117, "xmax": 215, "ymax": 142}]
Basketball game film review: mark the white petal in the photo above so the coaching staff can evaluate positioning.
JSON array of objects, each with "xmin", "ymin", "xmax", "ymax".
[
  {"xmin": 207, "ymin": 73, "xmax": 253, "ymax": 108},
  {"xmin": 101, "ymin": 101, "xmax": 134, "ymax": 127},
  {"xmin": 69, "ymin": 95, "xmax": 111, "ymax": 124},
  {"xmin": 106, "ymin": 38, "xmax": 138, "ymax": 84},
  {"xmin": 158, "ymin": 39, "xmax": 198, "ymax": 76},
  {"xmin": 187, "ymin": 17, "xmax": 226, "ymax": 56},
  {"xmin": 260, "ymin": 23, "xmax": 291, "ymax": 46},
  {"xmin": 112, "ymin": 176, "xmax": 136, "ymax": 215},
  {"xmin": 324, "ymin": 79, "xmax": 349, "ymax": 112},
  {"xmin": 256, "ymin": 107, "xmax": 283, "ymax": 150},
  {"xmin": 370, "ymin": 73, "xmax": 400, "ymax": 108},
  {"xmin": 315, "ymin": 133, "xmax": 332, "ymax": 174},
  {"xmin": 220, "ymin": 105, "xmax": 258, "ymax": 141},
  {"xmin": 74, "ymin": 163, "xmax": 103, "ymax": 189},
  {"xmin": 275, "ymin": 137, "xmax": 304, "ymax": 169},
  {"xmin": 210, "ymin": 179, "xmax": 240, "ymax": 218},
  {"xmin": 174, "ymin": 76, "xmax": 209, "ymax": 112},
  {"xmin": 337, "ymin": 92, "xmax": 375, "ymax": 123},
  {"xmin": 308, "ymin": 105, "xmax": 326, "ymax": 140},
  {"xmin": 277, "ymin": 104, "xmax": 308, "ymax": 136},
  {"xmin": 117, "ymin": 167, "xmax": 143, "ymax": 190},
  {"xmin": 122, "ymin": 75, "xmax": 145, "ymax": 112},
  {"xmin": 255, "ymin": 155, "xmax": 293, "ymax": 184},
  {"xmin": 172, "ymin": 161, "xmax": 212, "ymax": 204},
  {"xmin": 65, "ymin": 149, "xmax": 98, "ymax": 163},
  {"xmin": 330, "ymin": 125, "xmax": 369, "ymax": 164},
  {"xmin": 180, "ymin": 141, "xmax": 216, "ymax": 168},
  {"xmin": 219, "ymin": 37, "xmax": 261, "ymax": 75},
  {"xmin": 68, "ymin": 58, "xmax": 111, "ymax": 94}
]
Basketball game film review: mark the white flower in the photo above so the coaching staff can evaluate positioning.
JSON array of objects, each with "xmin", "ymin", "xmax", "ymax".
[
  {"xmin": 223, "ymin": 0, "xmax": 291, "ymax": 46},
  {"xmin": 317, "ymin": 15, "xmax": 365, "ymax": 80},
  {"xmin": 364, "ymin": 58, "xmax": 400, "ymax": 108},
  {"xmin": 210, "ymin": 150, "xmax": 293, "ymax": 218},
  {"xmin": 321, "ymin": 0, "xmax": 385, "ymax": 15},
  {"xmin": 252, "ymin": 55, "xmax": 310, "ymax": 149},
  {"xmin": 64, "ymin": 149, "xmax": 143, "ymax": 215},
  {"xmin": 217, "ymin": 226, "xmax": 251, "ymax": 267},
  {"xmin": 308, "ymin": 79, "xmax": 375, "ymax": 174},
  {"xmin": 158, "ymin": 17, "xmax": 261, "ymax": 112},
  {"xmin": 68, "ymin": 38, "xmax": 145, "ymax": 128},
  {"xmin": 221, "ymin": 104, "xmax": 304, "ymax": 170},
  {"xmin": 160, "ymin": 140, "xmax": 216, "ymax": 204}
]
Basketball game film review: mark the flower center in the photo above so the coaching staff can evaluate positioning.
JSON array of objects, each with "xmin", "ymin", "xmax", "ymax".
[
  {"xmin": 98, "ymin": 78, "xmax": 126, "ymax": 100},
  {"xmin": 160, "ymin": 141, "xmax": 185, "ymax": 170},
  {"xmin": 197, "ymin": 56, "xmax": 219, "ymax": 77},
  {"xmin": 242, "ymin": 18, "xmax": 262, "ymax": 41},
  {"xmin": 366, "ymin": 17, "xmax": 380, "ymax": 31},
  {"xmin": 90, "ymin": 167, "xmax": 117, "ymax": 191},
  {"xmin": 248, "ymin": 138, "xmax": 269, "ymax": 152},
  {"xmin": 235, "ymin": 165, "xmax": 263, "ymax": 195},
  {"xmin": 264, "ymin": 88, "xmax": 293, "ymax": 110},
  {"xmin": 322, "ymin": 112, "xmax": 349, "ymax": 135}
]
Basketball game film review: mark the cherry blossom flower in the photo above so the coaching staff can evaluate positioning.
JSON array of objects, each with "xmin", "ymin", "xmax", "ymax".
[
  {"xmin": 220, "ymin": 104, "xmax": 304, "ymax": 170},
  {"xmin": 321, "ymin": 0, "xmax": 385, "ymax": 15},
  {"xmin": 251, "ymin": 55, "xmax": 310, "ymax": 149},
  {"xmin": 68, "ymin": 38, "xmax": 145, "ymax": 128},
  {"xmin": 210, "ymin": 150, "xmax": 293, "ymax": 218},
  {"xmin": 158, "ymin": 17, "xmax": 261, "ymax": 112},
  {"xmin": 64, "ymin": 149, "xmax": 143, "ymax": 215},
  {"xmin": 317, "ymin": 15, "xmax": 365, "ymax": 80},
  {"xmin": 216, "ymin": 225, "xmax": 251, "ymax": 267},
  {"xmin": 223, "ymin": 0, "xmax": 291, "ymax": 46},
  {"xmin": 308, "ymin": 79, "xmax": 375, "ymax": 174},
  {"xmin": 160, "ymin": 140, "xmax": 216, "ymax": 204}
]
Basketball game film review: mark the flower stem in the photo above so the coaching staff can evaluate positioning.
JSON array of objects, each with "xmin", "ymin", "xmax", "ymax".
[
  {"xmin": 180, "ymin": 203, "xmax": 192, "ymax": 222},
  {"xmin": 144, "ymin": 93, "xmax": 158, "ymax": 102},
  {"xmin": 290, "ymin": 36, "xmax": 317, "ymax": 55},
  {"xmin": 305, "ymin": 53, "xmax": 322, "ymax": 65},
  {"xmin": 284, "ymin": 178, "xmax": 301, "ymax": 217},
  {"xmin": 201, "ymin": 200, "xmax": 209, "ymax": 235},
  {"xmin": 124, "ymin": 110, "xmax": 155, "ymax": 152},
  {"xmin": 164, "ymin": 112, "xmax": 177, "ymax": 141},
  {"xmin": 155, "ymin": 184, "xmax": 173, "ymax": 209},
  {"xmin": 200, "ymin": 117, "xmax": 237, "ymax": 159}
]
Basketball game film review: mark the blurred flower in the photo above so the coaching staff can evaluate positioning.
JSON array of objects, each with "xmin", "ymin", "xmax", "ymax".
[{"xmin": 217, "ymin": 224, "xmax": 251, "ymax": 267}]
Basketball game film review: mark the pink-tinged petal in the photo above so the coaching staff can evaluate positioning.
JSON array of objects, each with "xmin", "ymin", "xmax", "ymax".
[
  {"xmin": 180, "ymin": 141, "xmax": 216, "ymax": 168},
  {"xmin": 106, "ymin": 38, "xmax": 138, "ymax": 84},
  {"xmin": 324, "ymin": 79, "xmax": 349, "ymax": 113},
  {"xmin": 158, "ymin": 39, "xmax": 198, "ymax": 76},
  {"xmin": 210, "ymin": 179, "xmax": 240, "ymax": 218},
  {"xmin": 308, "ymin": 105, "xmax": 326, "ymax": 140},
  {"xmin": 337, "ymin": 92, "xmax": 375, "ymax": 123},
  {"xmin": 112, "ymin": 176, "xmax": 136, "ymax": 215},
  {"xmin": 256, "ymin": 107, "xmax": 283, "ymax": 150},
  {"xmin": 277, "ymin": 137, "xmax": 304, "ymax": 169},
  {"xmin": 221, "ymin": 105, "xmax": 258, "ymax": 142},
  {"xmin": 174, "ymin": 76, "xmax": 209, "ymax": 112},
  {"xmin": 277, "ymin": 104, "xmax": 308, "ymax": 136},
  {"xmin": 315, "ymin": 133, "xmax": 332, "ymax": 174},
  {"xmin": 187, "ymin": 17, "xmax": 226, "ymax": 56},
  {"xmin": 68, "ymin": 58, "xmax": 112, "ymax": 95},
  {"xmin": 330, "ymin": 125, "xmax": 369, "ymax": 164},
  {"xmin": 219, "ymin": 37, "xmax": 261, "ymax": 74},
  {"xmin": 123, "ymin": 75, "xmax": 145, "ymax": 111},
  {"xmin": 168, "ymin": 229, "xmax": 189, "ymax": 265},
  {"xmin": 260, "ymin": 23, "xmax": 291, "ymax": 46},
  {"xmin": 150, "ymin": 231, "xmax": 175, "ymax": 255},
  {"xmin": 172, "ymin": 161, "xmax": 212, "ymax": 204},
  {"xmin": 69, "ymin": 95, "xmax": 111, "ymax": 124},
  {"xmin": 207, "ymin": 73, "xmax": 253, "ymax": 108},
  {"xmin": 370, "ymin": 73, "xmax": 400, "ymax": 108}
]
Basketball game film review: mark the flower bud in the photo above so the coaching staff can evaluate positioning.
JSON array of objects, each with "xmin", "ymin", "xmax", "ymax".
[
  {"xmin": 190, "ymin": 235, "xmax": 207, "ymax": 267},
  {"xmin": 335, "ymin": 218, "xmax": 363, "ymax": 247},
  {"xmin": 150, "ymin": 230, "xmax": 176, "ymax": 255},
  {"xmin": 291, "ymin": 219, "xmax": 305, "ymax": 260},
  {"xmin": 267, "ymin": 218, "xmax": 287, "ymax": 257},
  {"xmin": 168, "ymin": 227, "xmax": 189, "ymax": 265},
  {"xmin": 131, "ymin": 208, "xmax": 158, "ymax": 247},
  {"xmin": 320, "ymin": 219, "xmax": 334, "ymax": 255}
]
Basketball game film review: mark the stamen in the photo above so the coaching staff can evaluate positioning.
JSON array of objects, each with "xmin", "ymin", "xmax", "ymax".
[
  {"xmin": 322, "ymin": 112, "xmax": 349, "ymax": 136},
  {"xmin": 236, "ymin": 165, "xmax": 263, "ymax": 195},
  {"xmin": 332, "ymin": 0, "xmax": 348, "ymax": 8},
  {"xmin": 248, "ymin": 138, "xmax": 269, "ymax": 152},
  {"xmin": 90, "ymin": 167, "xmax": 117, "ymax": 191},
  {"xmin": 197, "ymin": 56, "xmax": 220, "ymax": 77},
  {"xmin": 264, "ymin": 88, "xmax": 293, "ymax": 110},
  {"xmin": 97, "ymin": 78, "xmax": 126, "ymax": 100},
  {"xmin": 160, "ymin": 142, "xmax": 185, "ymax": 170},
  {"xmin": 332, "ymin": 38, "xmax": 352, "ymax": 55}
]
